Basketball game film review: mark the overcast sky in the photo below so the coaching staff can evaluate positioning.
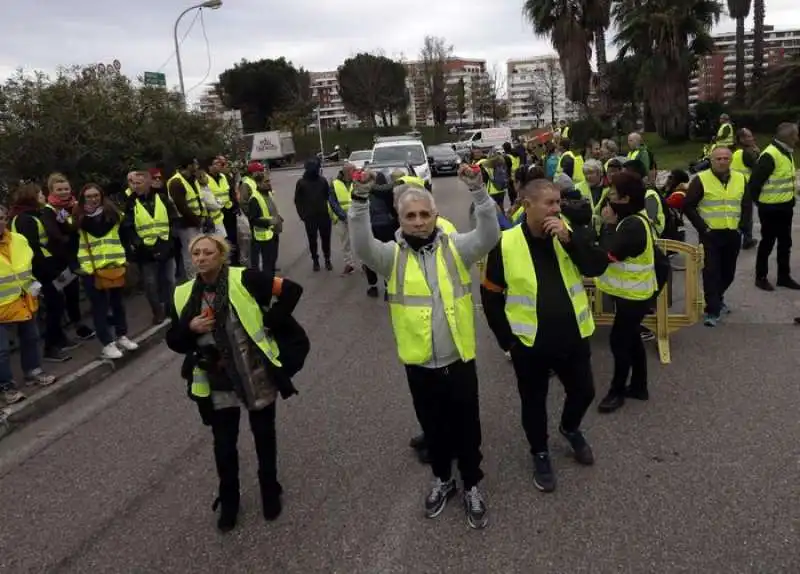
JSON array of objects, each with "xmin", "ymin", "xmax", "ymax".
[{"xmin": 2, "ymin": 0, "xmax": 798, "ymax": 103}]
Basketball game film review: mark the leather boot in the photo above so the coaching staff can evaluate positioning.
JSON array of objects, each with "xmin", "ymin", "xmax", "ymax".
[
  {"xmin": 213, "ymin": 481, "xmax": 240, "ymax": 532},
  {"xmin": 259, "ymin": 473, "xmax": 283, "ymax": 521}
]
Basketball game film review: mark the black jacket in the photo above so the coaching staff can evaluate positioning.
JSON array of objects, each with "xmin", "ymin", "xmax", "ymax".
[
  {"xmin": 747, "ymin": 139, "xmax": 796, "ymax": 214},
  {"xmin": 368, "ymin": 182, "xmax": 398, "ymax": 230},
  {"xmin": 294, "ymin": 175, "xmax": 331, "ymax": 221},
  {"xmin": 12, "ymin": 211, "xmax": 68, "ymax": 283}
]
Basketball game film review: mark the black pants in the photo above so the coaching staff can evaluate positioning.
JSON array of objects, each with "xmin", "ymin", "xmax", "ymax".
[
  {"xmin": 303, "ymin": 216, "xmax": 332, "ymax": 262},
  {"xmin": 406, "ymin": 360, "xmax": 484, "ymax": 488},
  {"xmin": 223, "ymin": 209, "xmax": 240, "ymax": 266},
  {"xmin": 702, "ymin": 230, "xmax": 741, "ymax": 316},
  {"xmin": 510, "ymin": 338, "xmax": 595, "ymax": 454},
  {"xmin": 756, "ymin": 208, "xmax": 793, "ymax": 279},
  {"xmin": 609, "ymin": 297, "xmax": 651, "ymax": 394},
  {"xmin": 364, "ymin": 225, "xmax": 396, "ymax": 286},
  {"xmin": 490, "ymin": 192, "xmax": 505, "ymax": 209},
  {"xmin": 41, "ymin": 278, "xmax": 82, "ymax": 349},
  {"xmin": 250, "ymin": 239, "xmax": 279, "ymax": 278},
  {"xmin": 210, "ymin": 403, "xmax": 278, "ymax": 505}
]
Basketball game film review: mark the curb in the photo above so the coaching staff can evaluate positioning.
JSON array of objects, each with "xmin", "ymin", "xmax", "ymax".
[{"xmin": 0, "ymin": 322, "xmax": 170, "ymax": 442}]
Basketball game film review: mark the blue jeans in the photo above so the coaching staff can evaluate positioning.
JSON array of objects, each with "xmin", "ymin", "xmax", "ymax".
[
  {"xmin": 139, "ymin": 259, "xmax": 176, "ymax": 316},
  {"xmin": 82, "ymin": 277, "xmax": 128, "ymax": 346},
  {"xmin": 0, "ymin": 320, "xmax": 41, "ymax": 390}
]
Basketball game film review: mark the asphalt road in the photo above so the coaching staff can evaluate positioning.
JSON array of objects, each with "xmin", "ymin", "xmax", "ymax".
[{"xmin": 1, "ymin": 170, "xmax": 799, "ymax": 573}]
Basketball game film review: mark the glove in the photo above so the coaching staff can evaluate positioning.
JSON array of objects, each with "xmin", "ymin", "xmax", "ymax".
[
  {"xmin": 458, "ymin": 164, "xmax": 484, "ymax": 191},
  {"xmin": 351, "ymin": 170, "xmax": 376, "ymax": 200}
]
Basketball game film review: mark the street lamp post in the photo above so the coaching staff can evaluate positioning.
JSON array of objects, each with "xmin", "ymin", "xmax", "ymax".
[{"xmin": 174, "ymin": 0, "xmax": 223, "ymax": 104}]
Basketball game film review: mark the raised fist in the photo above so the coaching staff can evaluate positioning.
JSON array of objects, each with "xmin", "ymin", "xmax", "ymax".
[
  {"xmin": 351, "ymin": 170, "xmax": 376, "ymax": 199},
  {"xmin": 458, "ymin": 163, "xmax": 483, "ymax": 190}
]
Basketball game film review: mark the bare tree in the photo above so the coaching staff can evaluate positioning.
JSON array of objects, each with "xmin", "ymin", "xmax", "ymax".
[
  {"xmin": 470, "ymin": 64, "xmax": 506, "ymax": 126},
  {"xmin": 527, "ymin": 91, "xmax": 546, "ymax": 127},
  {"xmin": 532, "ymin": 58, "xmax": 561, "ymax": 126},
  {"xmin": 418, "ymin": 35, "xmax": 452, "ymax": 126},
  {"xmin": 446, "ymin": 78, "xmax": 467, "ymax": 128}
]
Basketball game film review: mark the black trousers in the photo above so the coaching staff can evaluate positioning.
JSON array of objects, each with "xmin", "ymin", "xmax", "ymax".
[
  {"xmin": 303, "ymin": 216, "xmax": 332, "ymax": 262},
  {"xmin": 223, "ymin": 209, "xmax": 240, "ymax": 266},
  {"xmin": 609, "ymin": 297, "xmax": 651, "ymax": 394},
  {"xmin": 41, "ymin": 277, "xmax": 82, "ymax": 349},
  {"xmin": 490, "ymin": 192, "xmax": 506, "ymax": 209},
  {"xmin": 406, "ymin": 360, "xmax": 484, "ymax": 488},
  {"xmin": 702, "ymin": 230, "xmax": 741, "ymax": 316},
  {"xmin": 756, "ymin": 208, "xmax": 793, "ymax": 279},
  {"xmin": 210, "ymin": 403, "xmax": 278, "ymax": 505},
  {"xmin": 510, "ymin": 338, "xmax": 595, "ymax": 454},
  {"xmin": 250, "ymin": 238, "xmax": 279, "ymax": 278}
]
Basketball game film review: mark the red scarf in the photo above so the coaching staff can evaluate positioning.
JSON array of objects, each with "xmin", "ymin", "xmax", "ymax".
[{"xmin": 48, "ymin": 193, "xmax": 76, "ymax": 210}]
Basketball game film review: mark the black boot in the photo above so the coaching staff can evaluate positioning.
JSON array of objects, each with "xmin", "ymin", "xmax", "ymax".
[
  {"xmin": 312, "ymin": 258, "xmax": 321, "ymax": 272},
  {"xmin": 212, "ymin": 485, "xmax": 239, "ymax": 532},
  {"xmin": 259, "ymin": 474, "xmax": 283, "ymax": 521}
]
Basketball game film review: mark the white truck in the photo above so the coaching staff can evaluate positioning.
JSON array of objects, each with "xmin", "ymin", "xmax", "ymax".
[
  {"xmin": 246, "ymin": 131, "xmax": 296, "ymax": 167},
  {"xmin": 453, "ymin": 127, "xmax": 512, "ymax": 158}
]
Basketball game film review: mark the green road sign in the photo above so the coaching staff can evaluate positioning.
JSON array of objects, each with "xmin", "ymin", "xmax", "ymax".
[{"xmin": 143, "ymin": 71, "xmax": 166, "ymax": 87}]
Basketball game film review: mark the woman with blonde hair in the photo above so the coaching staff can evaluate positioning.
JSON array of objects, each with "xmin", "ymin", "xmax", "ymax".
[{"xmin": 166, "ymin": 233, "xmax": 307, "ymax": 532}]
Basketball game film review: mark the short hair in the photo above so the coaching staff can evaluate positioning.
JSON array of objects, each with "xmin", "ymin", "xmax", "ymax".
[
  {"xmin": 395, "ymin": 185, "xmax": 436, "ymax": 215},
  {"xmin": 583, "ymin": 159, "xmax": 603, "ymax": 175},
  {"xmin": 735, "ymin": 128, "xmax": 750, "ymax": 143},
  {"xmin": 46, "ymin": 172, "xmax": 69, "ymax": 192},
  {"xmin": 610, "ymin": 171, "xmax": 646, "ymax": 212},
  {"xmin": 519, "ymin": 178, "xmax": 558, "ymax": 199},
  {"xmin": 601, "ymin": 139, "xmax": 618, "ymax": 153},
  {"xmin": 623, "ymin": 159, "xmax": 647, "ymax": 179},
  {"xmin": 776, "ymin": 122, "xmax": 798, "ymax": 141},
  {"xmin": 188, "ymin": 234, "xmax": 231, "ymax": 262},
  {"xmin": 554, "ymin": 173, "xmax": 574, "ymax": 191}
]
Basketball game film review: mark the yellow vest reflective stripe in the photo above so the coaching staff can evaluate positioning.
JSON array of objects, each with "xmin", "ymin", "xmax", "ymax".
[
  {"xmin": 173, "ymin": 266, "xmax": 282, "ymax": 399},
  {"xmin": 124, "ymin": 188, "xmax": 133, "ymax": 197},
  {"xmin": 477, "ymin": 160, "xmax": 504, "ymax": 195},
  {"xmin": 133, "ymin": 193, "xmax": 170, "ymax": 246},
  {"xmin": 251, "ymin": 190, "xmax": 274, "ymax": 242},
  {"xmin": 730, "ymin": 149, "xmax": 751, "ymax": 181},
  {"xmin": 11, "ymin": 215, "xmax": 52, "ymax": 258},
  {"xmin": 0, "ymin": 232, "xmax": 36, "ymax": 306},
  {"xmin": 328, "ymin": 179, "xmax": 352, "ymax": 222},
  {"xmin": 501, "ymin": 224, "xmax": 593, "ymax": 346},
  {"xmin": 603, "ymin": 159, "xmax": 612, "ymax": 173},
  {"xmin": 645, "ymin": 188, "xmax": 666, "ymax": 235},
  {"xmin": 697, "ymin": 170, "xmax": 745, "ymax": 230},
  {"xmin": 561, "ymin": 126, "xmax": 570, "ymax": 138},
  {"xmin": 595, "ymin": 212, "xmax": 657, "ymax": 301},
  {"xmin": 511, "ymin": 206, "xmax": 525, "ymax": 224},
  {"xmin": 508, "ymin": 154, "xmax": 521, "ymax": 177},
  {"xmin": 759, "ymin": 144, "xmax": 796, "ymax": 204},
  {"xmin": 76, "ymin": 224, "xmax": 126, "ymax": 274},
  {"xmin": 195, "ymin": 181, "xmax": 223, "ymax": 225},
  {"xmin": 437, "ymin": 216, "xmax": 458, "ymax": 235},
  {"xmin": 241, "ymin": 176, "xmax": 257, "ymax": 196},
  {"xmin": 167, "ymin": 172, "xmax": 204, "ymax": 217},
  {"xmin": 716, "ymin": 123, "xmax": 734, "ymax": 147},
  {"xmin": 386, "ymin": 236, "xmax": 475, "ymax": 365},
  {"xmin": 574, "ymin": 181, "xmax": 594, "ymax": 210},
  {"xmin": 398, "ymin": 175, "xmax": 426, "ymax": 188},
  {"xmin": 207, "ymin": 174, "xmax": 232, "ymax": 210},
  {"xmin": 555, "ymin": 151, "xmax": 585, "ymax": 184}
]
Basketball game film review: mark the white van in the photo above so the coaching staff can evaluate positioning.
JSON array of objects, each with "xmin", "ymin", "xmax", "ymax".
[
  {"xmin": 454, "ymin": 127, "xmax": 512, "ymax": 155},
  {"xmin": 371, "ymin": 136, "xmax": 432, "ymax": 188}
]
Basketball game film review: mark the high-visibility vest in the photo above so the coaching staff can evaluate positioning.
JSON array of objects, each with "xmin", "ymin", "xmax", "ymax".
[
  {"xmin": 501, "ymin": 223, "xmax": 593, "ymax": 346},
  {"xmin": 555, "ymin": 151, "xmax": 585, "ymax": 184},
  {"xmin": 477, "ymin": 160, "xmax": 505, "ymax": 195},
  {"xmin": 251, "ymin": 190, "xmax": 274, "ymax": 242},
  {"xmin": 328, "ymin": 179, "xmax": 352, "ymax": 222},
  {"xmin": 208, "ymin": 173, "xmax": 233, "ymax": 210},
  {"xmin": 561, "ymin": 126, "xmax": 570, "ymax": 139},
  {"xmin": 44, "ymin": 204, "xmax": 72, "ymax": 226},
  {"xmin": 645, "ymin": 188, "xmax": 666, "ymax": 235},
  {"xmin": 511, "ymin": 205, "xmax": 525, "ymax": 224},
  {"xmin": 386, "ymin": 235, "xmax": 475, "ymax": 365},
  {"xmin": 11, "ymin": 214, "xmax": 52, "ymax": 258},
  {"xmin": 0, "ymin": 232, "xmax": 37, "ymax": 308},
  {"xmin": 574, "ymin": 181, "xmax": 596, "ymax": 209},
  {"xmin": 603, "ymin": 159, "xmax": 613, "ymax": 173},
  {"xmin": 715, "ymin": 123, "xmax": 734, "ymax": 148},
  {"xmin": 730, "ymin": 149, "xmax": 751, "ymax": 182},
  {"xmin": 595, "ymin": 212, "xmax": 657, "ymax": 301},
  {"xmin": 241, "ymin": 176, "xmax": 257, "ymax": 198},
  {"xmin": 758, "ymin": 144, "xmax": 796, "ymax": 204},
  {"xmin": 167, "ymin": 172, "xmax": 204, "ymax": 218},
  {"xmin": 133, "ymin": 193, "xmax": 170, "ymax": 246},
  {"xmin": 124, "ymin": 188, "xmax": 133, "ymax": 197},
  {"xmin": 173, "ymin": 266, "xmax": 282, "ymax": 400},
  {"xmin": 627, "ymin": 147, "xmax": 647, "ymax": 166},
  {"xmin": 195, "ymin": 181, "xmax": 224, "ymax": 225},
  {"xmin": 76, "ymin": 224, "xmax": 127, "ymax": 275},
  {"xmin": 398, "ymin": 175, "xmax": 427, "ymax": 189},
  {"xmin": 437, "ymin": 216, "xmax": 458, "ymax": 235},
  {"xmin": 508, "ymin": 154, "xmax": 521, "ymax": 179},
  {"xmin": 697, "ymin": 170, "xmax": 745, "ymax": 231}
]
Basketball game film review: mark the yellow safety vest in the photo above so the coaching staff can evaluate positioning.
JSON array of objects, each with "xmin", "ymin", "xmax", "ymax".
[
  {"xmin": 477, "ymin": 160, "xmax": 505, "ymax": 196},
  {"xmin": 715, "ymin": 122, "xmax": 734, "ymax": 148},
  {"xmin": 133, "ymin": 193, "xmax": 170, "ymax": 246},
  {"xmin": 195, "ymin": 181, "xmax": 224, "ymax": 225},
  {"xmin": 603, "ymin": 159, "xmax": 612, "ymax": 173},
  {"xmin": 574, "ymin": 181, "xmax": 596, "ymax": 209},
  {"xmin": 328, "ymin": 179, "xmax": 352, "ymax": 222},
  {"xmin": 595, "ymin": 212, "xmax": 657, "ymax": 301},
  {"xmin": 437, "ymin": 216, "xmax": 458, "ymax": 235},
  {"xmin": 124, "ymin": 188, "xmax": 133, "ymax": 197},
  {"xmin": 44, "ymin": 204, "xmax": 72, "ymax": 226},
  {"xmin": 758, "ymin": 144, "xmax": 796, "ymax": 205},
  {"xmin": 251, "ymin": 190, "xmax": 274, "ymax": 242},
  {"xmin": 555, "ymin": 151, "xmax": 585, "ymax": 184},
  {"xmin": 208, "ymin": 173, "xmax": 233, "ymax": 210},
  {"xmin": 241, "ymin": 176, "xmax": 257, "ymax": 197},
  {"xmin": 0, "ymin": 232, "xmax": 37, "ymax": 308},
  {"xmin": 173, "ymin": 266, "xmax": 282, "ymax": 400},
  {"xmin": 398, "ymin": 175, "xmax": 427, "ymax": 188},
  {"xmin": 11, "ymin": 214, "xmax": 52, "ymax": 258},
  {"xmin": 511, "ymin": 205, "xmax": 525, "ymax": 224},
  {"xmin": 386, "ymin": 235, "xmax": 475, "ymax": 365},
  {"xmin": 501, "ymin": 224, "xmax": 593, "ymax": 347},
  {"xmin": 167, "ymin": 172, "xmax": 204, "ymax": 218},
  {"xmin": 730, "ymin": 149, "xmax": 751, "ymax": 182},
  {"xmin": 697, "ymin": 170, "xmax": 745, "ymax": 231},
  {"xmin": 508, "ymin": 154, "xmax": 521, "ymax": 179},
  {"xmin": 645, "ymin": 188, "xmax": 666, "ymax": 236},
  {"xmin": 561, "ymin": 126, "xmax": 570, "ymax": 139},
  {"xmin": 76, "ymin": 224, "xmax": 127, "ymax": 275}
]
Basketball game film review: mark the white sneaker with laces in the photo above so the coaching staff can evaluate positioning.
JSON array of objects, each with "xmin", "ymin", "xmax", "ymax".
[
  {"xmin": 102, "ymin": 342, "xmax": 124, "ymax": 359},
  {"xmin": 117, "ymin": 336, "xmax": 139, "ymax": 351}
]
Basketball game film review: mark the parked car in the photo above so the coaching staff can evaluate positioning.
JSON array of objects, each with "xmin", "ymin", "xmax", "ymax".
[
  {"xmin": 372, "ymin": 136, "xmax": 432, "ymax": 189},
  {"xmin": 427, "ymin": 145, "xmax": 461, "ymax": 176},
  {"xmin": 347, "ymin": 149, "xmax": 372, "ymax": 169}
]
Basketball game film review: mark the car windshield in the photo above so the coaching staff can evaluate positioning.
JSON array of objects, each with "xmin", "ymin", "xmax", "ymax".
[
  {"xmin": 349, "ymin": 151, "xmax": 371, "ymax": 161},
  {"xmin": 428, "ymin": 146, "xmax": 456, "ymax": 158},
  {"xmin": 372, "ymin": 144, "xmax": 426, "ymax": 165}
]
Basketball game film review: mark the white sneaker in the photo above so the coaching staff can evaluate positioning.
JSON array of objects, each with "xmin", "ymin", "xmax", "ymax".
[
  {"xmin": 101, "ymin": 343, "xmax": 124, "ymax": 359},
  {"xmin": 116, "ymin": 336, "xmax": 139, "ymax": 352}
]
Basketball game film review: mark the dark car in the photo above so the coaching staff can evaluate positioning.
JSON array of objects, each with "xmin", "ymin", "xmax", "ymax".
[{"xmin": 427, "ymin": 145, "xmax": 461, "ymax": 176}]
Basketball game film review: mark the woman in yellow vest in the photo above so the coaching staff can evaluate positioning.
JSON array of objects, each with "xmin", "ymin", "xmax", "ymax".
[
  {"xmin": 74, "ymin": 184, "xmax": 139, "ymax": 360},
  {"xmin": 0, "ymin": 203, "xmax": 56, "ymax": 405},
  {"xmin": 595, "ymin": 172, "xmax": 658, "ymax": 413},
  {"xmin": 166, "ymin": 234, "xmax": 305, "ymax": 532}
]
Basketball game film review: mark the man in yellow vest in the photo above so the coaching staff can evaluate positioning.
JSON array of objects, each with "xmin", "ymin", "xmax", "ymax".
[
  {"xmin": 682, "ymin": 146, "xmax": 751, "ymax": 326},
  {"xmin": 329, "ymin": 163, "xmax": 356, "ymax": 275},
  {"xmin": 712, "ymin": 113, "xmax": 734, "ymax": 150},
  {"xmin": 554, "ymin": 139, "xmax": 585, "ymax": 185},
  {"xmin": 348, "ymin": 164, "xmax": 500, "ymax": 530},
  {"xmin": 731, "ymin": 128, "xmax": 759, "ymax": 250},
  {"xmin": 206, "ymin": 156, "xmax": 241, "ymax": 265},
  {"xmin": 502, "ymin": 142, "xmax": 521, "ymax": 204},
  {"xmin": 167, "ymin": 157, "xmax": 205, "ymax": 281},
  {"xmin": 481, "ymin": 178, "xmax": 609, "ymax": 492},
  {"xmin": 122, "ymin": 169, "xmax": 179, "ymax": 324},
  {"xmin": 242, "ymin": 162, "xmax": 281, "ymax": 278},
  {"xmin": 626, "ymin": 132, "xmax": 652, "ymax": 176},
  {"xmin": 749, "ymin": 122, "xmax": 800, "ymax": 291}
]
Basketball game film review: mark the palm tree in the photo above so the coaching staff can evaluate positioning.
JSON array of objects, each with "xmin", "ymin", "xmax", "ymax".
[
  {"xmin": 614, "ymin": 0, "xmax": 722, "ymax": 141},
  {"xmin": 727, "ymin": 0, "xmax": 752, "ymax": 105},
  {"xmin": 522, "ymin": 0, "xmax": 594, "ymax": 104},
  {"xmin": 590, "ymin": 0, "xmax": 612, "ymax": 73},
  {"xmin": 751, "ymin": 0, "xmax": 765, "ymax": 89}
]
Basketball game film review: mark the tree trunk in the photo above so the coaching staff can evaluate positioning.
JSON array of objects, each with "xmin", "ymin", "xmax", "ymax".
[
  {"xmin": 595, "ymin": 28, "xmax": 608, "ymax": 73},
  {"xmin": 550, "ymin": 93, "xmax": 556, "ymax": 126},
  {"xmin": 752, "ymin": 0, "xmax": 765, "ymax": 90},
  {"xmin": 734, "ymin": 17, "xmax": 746, "ymax": 105},
  {"xmin": 647, "ymin": 75, "xmax": 690, "ymax": 142}
]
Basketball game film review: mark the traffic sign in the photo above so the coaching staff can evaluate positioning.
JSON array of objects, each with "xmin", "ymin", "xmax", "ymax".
[{"xmin": 143, "ymin": 71, "xmax": 167, "ymax": 87}]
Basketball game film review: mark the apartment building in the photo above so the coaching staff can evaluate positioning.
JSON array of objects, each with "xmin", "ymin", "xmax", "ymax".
[
  {"xmin": 196, "ymin": 84, "xmax": 243, "ymax": 133},
  {"xmin": 506, "ymin": 55, "xmax": 577, "ymax": 130},
  {"xmin": 691, "ymin": 25, "xmax": 800, "ymax": 105},
  {"xmin": 308, "ymin": 71, "xmax": 362, "ymax": 129}
]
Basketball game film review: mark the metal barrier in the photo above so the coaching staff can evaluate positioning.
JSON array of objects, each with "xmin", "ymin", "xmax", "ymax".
[{"xmin": 585, "ymin": 240, "xmax": 705, "ymax": 365}]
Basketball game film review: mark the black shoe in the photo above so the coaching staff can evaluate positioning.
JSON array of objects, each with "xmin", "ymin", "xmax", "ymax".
[
  {"xmin": 312, "ymin": 260, "xmax": 321, "ymax": 272},
  {"xmin": 463, "ymin": 485, "xmax": 488, "ymax": 529},
  {"xmin": 742, "ymin": 237, "xmax": 757, "ymax": 250},
  {"xmin": 559, "ymin": 426, "xmax": 595, "ymax": 466},
  {"xmin": 212, "ymin": 496, "xmax": 239, "ymax": 532},
  {"xmin": 409, "ymin": 433, "xmax": 426, "ymax": 450},
  {"xmin": 59, "ymin": 338, "xmax": 80, "ymax": 351},
  {"xmin": 416, "ymin": 448, "xmax": 432, "ymax": 465},
  {"xmin": 260, "ymin": 480, "xmax": 283, "ymax": 521},
  {"xmin": 75, "ymin": 325, "xmax": 96, "ymax": 340},
  {"xmin": 532, "ymin": 452, "xmax": 556, "ymax": 492},
  {"xmin": 43, "ymin": 347, "xmax": 72, "ymax": 363},
  {"xmin": 755, "ymin": 277, "xmax": 775, "ymax": 291},
  {"xmin": 776, "ymin": 276, "xmax": 800, "ymax": 290},
  {"xmin": 367, "ymin": 286, "xmax": 379, "ymax": 298},
  {"xmin": 598, "ymin": 391, "xmax": 625, "ymax": 413},
  {"xmin": 424, "ymin": 477, "xmax": 456, "ymax": 518},
  {"xmin": 325, "ymin": 259, "xmax": 333, "ymax": 271},
  {"xmin": 624, "ymin": 386, "xmax": 650, "ymax": 401}
]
